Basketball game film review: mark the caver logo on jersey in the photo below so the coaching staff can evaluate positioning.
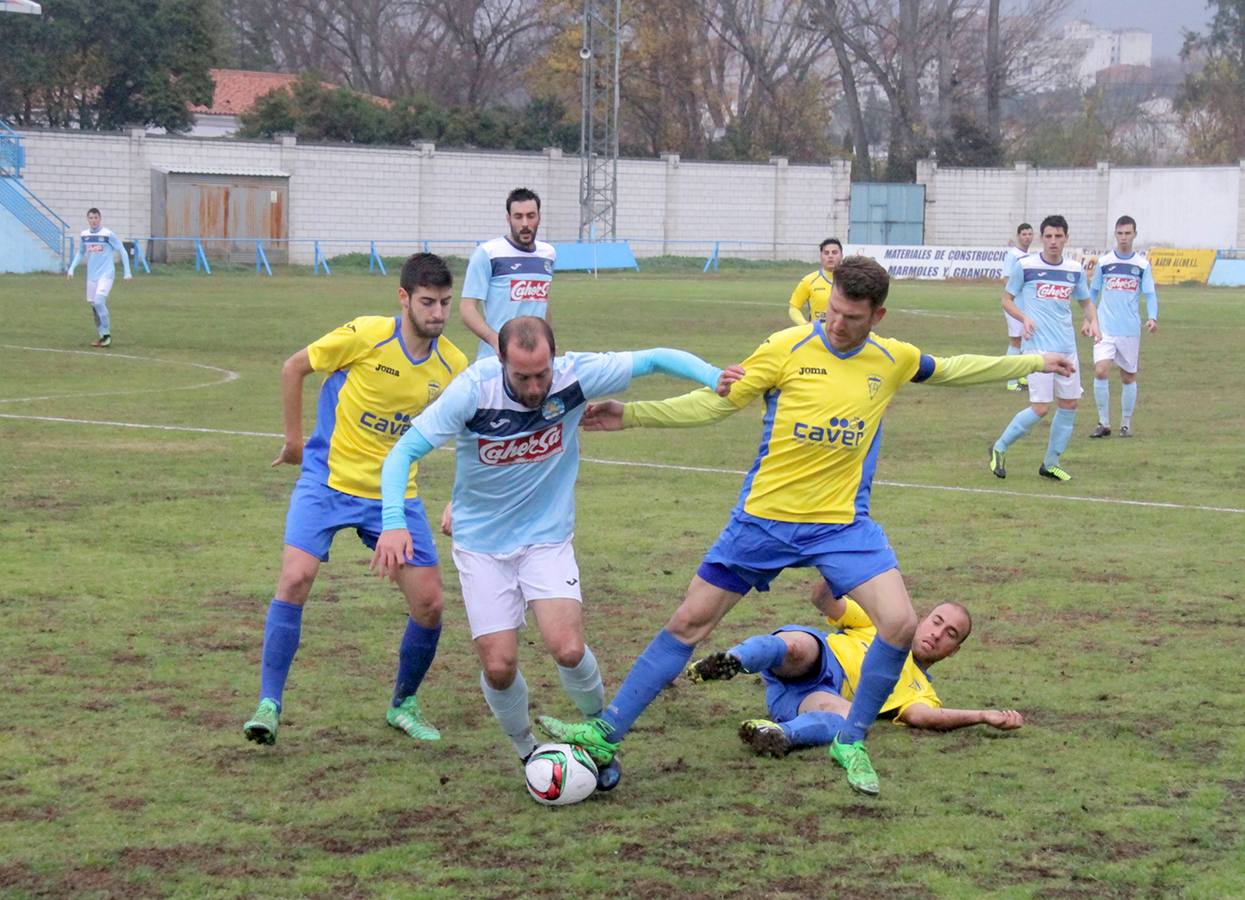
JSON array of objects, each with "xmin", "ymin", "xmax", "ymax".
[
  {"xmin": 359, "ymin": 409, "xmax": 413, "ymax": 437},
  {"xmin": 510, "ymin": 279, "xmax": 550, "ymax": 302},
  {"xmin": 1036, "ymin": 281, "xmax": 1073, "ymax": 300},
  {"xmin": 792, "ymin": 416, "xmax": 868, "ymax": 448},
  {"xmin": 1104, "ymin": 275, "xmax": 1140, "ymax": 292},
  {"xmin": 478, "ymin": 423, "xmax": 564, "ymax": 465}
]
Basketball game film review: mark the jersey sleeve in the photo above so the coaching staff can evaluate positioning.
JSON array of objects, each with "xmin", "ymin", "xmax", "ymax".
[
  {"xmin": 409, "ymin": 372, "xmax": 478, "ymax": 448},
  {"xmin": 827, "ymin": 597, "xmax": 876, "ymax": 634},
  {"xmin": 462, "ymin": 246, "xmax": 491, "ymax": 301},
  {"xmin": 1142, "ymin": 266, "xmax": 1158, "ymax": 318},
  {"xmin": 306, "ymin": 319, "xmax": 375, "ymax": 372},
  {"xmin": 570, "ymin": 351, "xmax": 634, "ymax": 399},
  {"xmin": 1073, "ymin": 269, "xmax": 1091, "ymax": 301},
  {"xmin": 891, "ymin": 680, "xmax": 943, "ymax": 723},
  {"xmin": 622, "ymin": 388, "xmax": 738, "ymax": 428},
  {"xmin": 787, "ymin": 276, "xmax": 811, "ymax": 323},
  {"xmin": 722, "ymin": 333, "xmax": 787, "ymax": 409},
  {"xmin": 1090, "ymin": 263, "xmax": 1103, "ymax": 295},
  {"xmin": 1005, "ymin": 265, "xmax": 1024, "ymax": 298},
  {"xmin": 915, "ymin": 353, "xmax": 1043, "ymax": 385}
]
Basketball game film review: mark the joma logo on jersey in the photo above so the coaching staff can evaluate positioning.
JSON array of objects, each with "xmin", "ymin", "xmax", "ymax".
[
  {"xmin": 799, "ymin": 367, "xmax": 827, "ymax": 375},
  {"xmin": 792, "ymin": 416, "xmax": 868, "ymax": 448},
  {"xmin": 478, "ymin": 423, "xmax": 563, "ymax": 465},
  {"xmin": 1104, "ymin": 275, "xmax": 1140, "ymax": 292},
  {"xmin": 359, "ymin": 410, "xmax": 412, "ymax": 436},
  {"xmin": 510, "ymin": 279, "xmax": 550, "ymax": 302},
  {"xmin": 1036, "ymin": 282, "xmax": 1073, "ymax": 300},
  {"xmin": 375, "ymin": 363, "xmax": 400, "ymax": 377}
]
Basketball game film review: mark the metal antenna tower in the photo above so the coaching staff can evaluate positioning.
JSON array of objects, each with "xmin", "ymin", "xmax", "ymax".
[{"xmin": 578, "ymin": 0, "xmax": 621, "ymax": 241}]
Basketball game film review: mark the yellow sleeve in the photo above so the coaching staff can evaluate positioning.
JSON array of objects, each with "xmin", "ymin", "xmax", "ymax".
[
  {"xmin": 920, "ymin": 353, "xmax": 1043, "ymax": 386},
  {"xmin": 787, "ymin": 274, "xmax": 811, "ymax": 324},
  {"xmin": 306, "ymin": 317, "xmax": 377, "ymax": 373},
  {"xmin": 826, "ymin": 597, "xmax": 874, "ymax": 631},
  {"xmin": 722, "ymin": 331, "xmax": 790, "ymax": 409},
  {"xmin": 891, "ymin": 682, "xmax": 943, "ymax": 724},
  {"xmin": 622, "ymin": 388, "xmax": 738, "ymax": 428}
]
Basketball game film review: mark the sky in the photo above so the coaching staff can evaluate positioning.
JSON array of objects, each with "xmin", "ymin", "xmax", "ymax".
[{"xmin": 1060, "ymin": 0, "xmax": 1214, "ymax": 58}]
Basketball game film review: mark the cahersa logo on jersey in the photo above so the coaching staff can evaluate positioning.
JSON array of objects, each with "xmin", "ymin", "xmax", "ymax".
[
  {"xmin": 792, "ymin": 416, "xmax": 868, "ymax": 449},
  {"xmin": 478, "ymin": 423, "xmax": 564, "ymax": 465},
  {"xmin": 1104, "ymin": 275, "xmax": 1140, "ymax": 293},
  {"xmin": 510, "ymin": 279, "xmax": 550, "ymax": 302}
]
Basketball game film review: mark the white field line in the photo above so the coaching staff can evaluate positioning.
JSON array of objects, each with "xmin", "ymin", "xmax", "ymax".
[
  {"xmin": 1, "ymin": 412, "xmax": 1241, "ymax": 516},
  {"xmin": 0, "ymin": 344, "xmax": 240, "ymax": 404}
]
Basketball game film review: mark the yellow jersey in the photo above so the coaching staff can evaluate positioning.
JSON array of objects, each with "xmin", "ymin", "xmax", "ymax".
[
  {"xmin": 788, "ymin": 270, "xmax": 834, "ymax": 324},
  {"xmin": 826, "ymin": 598, "xmax": 941, "ymax": 720},
  {"xmin": 725, "ymin": 322, "xmax": 924, "ymax": 524},
  {"xmin": 302, "ymin": 316, "xmax": 468, "ymax": 499}
]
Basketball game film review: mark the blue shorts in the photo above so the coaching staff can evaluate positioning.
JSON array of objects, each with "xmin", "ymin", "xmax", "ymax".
[
  {"xmin": 759, "ymin": 625, "xmax": 846, "ymax": 723},
  {"xmin": 283, "ymin": 478, "xmax": 439, "ymax": 566},
  {"xmin": 697, "ymin": 509, "xmax": 898, "ymax": 598}
]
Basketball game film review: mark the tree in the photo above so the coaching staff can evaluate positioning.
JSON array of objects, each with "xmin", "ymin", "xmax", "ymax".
[
  {"xmin": 0, "ymin": 0, "xmax": 220, "ymax": 132},
  {"xmin": 1178, "ymin": 0, "xmax": 1245, "ymax": 163}
]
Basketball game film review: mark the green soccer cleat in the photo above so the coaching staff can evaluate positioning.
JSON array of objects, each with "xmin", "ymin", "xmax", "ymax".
[
  {"xmin": 1017, "ymin": 375, "xmax": 1028, "ymax": 388},
  {"xmin": 1039, "ymin": 463, "xmax": 1071, "ymax": 482},
  {"xmin": 684, "ymin": 651, "xmax": 744, "ymax": 684},
  {"xmin": 1005, "ymin": 381, "xmax": 1021, "ymax": 391},
  {"xmin": 243, "ymin": 698, "xmax": 280, "ymax": 745},
  {"xmin": 386, "ymin": 695, "xmax": 441, "ymax": 741},
  {"xmin": 738, "ymin": 719, "xmax": 791, "ymax": 758},
  {"xmin": 989, "ymin": 446, "xmax": 1006, "ymax": 479},
  {"xmin": 829, "ymin": 737, "xmax": 880, "ymax": 796},
  {"xmin": 535, "ymin": 715, "xmax": 619, "ymax": 766}
]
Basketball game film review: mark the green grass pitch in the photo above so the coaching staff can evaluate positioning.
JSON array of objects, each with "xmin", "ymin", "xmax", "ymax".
[{"xmin": 1, "ymin": 261, "xmax": 1242, "ymax": 897}]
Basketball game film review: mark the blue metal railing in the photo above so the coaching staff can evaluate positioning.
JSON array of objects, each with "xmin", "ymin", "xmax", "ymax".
[
  {"xmin": 0, "ymin": 119, "xmax": 25, "ymax": 176},
  {"xmin": 0, "ymin": 175, "xmax": 71, "ymax": 267}
]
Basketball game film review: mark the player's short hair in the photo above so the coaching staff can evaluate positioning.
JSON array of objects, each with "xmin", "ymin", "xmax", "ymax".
[
  {"xmin": 833, "ymin": 256, "xmax": 890, "ymax": 309},
  {"xmin": 498, "ymin": 316, "xmax": 555, "ymax": 362},
  {"xmin": 937, "ymin": 601, "xmax": 973, "ymax": 644},
  {"xmin": 399, "ymin": 252, "xmax": 452, "ymax": 295},
  {"xmin": 819, "ymin": 238, "xmax": 843, "ymax": 252},
  {"xmin": 1115, "ymin": 215, "xmax": 1137, "ymax": 230},
  {"xmin": 1016, "ymin": 222, "xmax": 1032, "ymax": 234},
  {"xmin": 1039, "ymin": 214, "xmax": 1069, "ymax": 235},
  {"xmin": 87, "ymin": 207, "xmax": 101, "ymax": 216},
  {"xmin": 506, "ymin": 187, "xmax": 541, "ymax": 213}
]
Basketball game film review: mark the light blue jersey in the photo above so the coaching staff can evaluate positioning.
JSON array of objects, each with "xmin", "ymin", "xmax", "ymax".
[
  {"xmin": 68, "ymin": 227, "xmax": 131, "ymax": 281},
  {"xmin": 1002, "ymin": 246, "xmax": 1029, "ymax": 282},
  {"xmin": 1090, "ymin": 251, "xmax": 1157, "ymax": 338},
  {"xmin": 1006, "ymin": 254, "xmax": 1091, "ymax": 355},
  {"xmin": 462, "ymin": 236, "xmax": 556, "ymax": 359},
  {"xmin": 381, "ymin": 349, "xmax": 723, "ymax": 554}
]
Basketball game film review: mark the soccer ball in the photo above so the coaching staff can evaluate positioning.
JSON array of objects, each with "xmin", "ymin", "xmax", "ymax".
[{"xmin": 524, "ymin": 743, "xmax": 598, "ymax": 805}]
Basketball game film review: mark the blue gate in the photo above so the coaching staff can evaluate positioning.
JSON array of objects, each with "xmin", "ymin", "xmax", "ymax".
[{"xmin": 848, "ymin": 183, "xmax": 925, "ymax": 245}]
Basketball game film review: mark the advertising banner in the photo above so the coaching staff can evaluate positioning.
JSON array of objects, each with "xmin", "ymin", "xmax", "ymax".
[
  {"xmin": 848, "ymin": 245, "xmax": 1009, "ymax": 280},
  {"xmin": 1147, "ymin": 248, "xmax": 1216, "ymax": 285}
]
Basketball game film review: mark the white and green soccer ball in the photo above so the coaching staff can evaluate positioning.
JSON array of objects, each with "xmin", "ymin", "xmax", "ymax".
[{"xmin": 524, "ymin": 742, "xmax": 598, "ymax": 805}]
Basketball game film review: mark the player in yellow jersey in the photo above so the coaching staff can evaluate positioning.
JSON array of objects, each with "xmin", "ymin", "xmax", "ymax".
[
  {"xmin": 787, "ymin": 237, "xmax": 842, "ymax": 325},
  {"xmin": 242, "ymin": 253, "xmax": 469, "ymax": 747},
  {"xmin": 537, "ymin": 256, "xmax": 1070, "ymax": 795},
  {"xmin": 685, "ymin": 585, "xmax": 1024, "ymax": 757}
]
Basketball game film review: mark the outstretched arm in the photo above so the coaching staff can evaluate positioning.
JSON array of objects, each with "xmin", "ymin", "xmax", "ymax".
[
  {"xmin": 629, "ymin": 348, "xmax": 742, "ymax": 395},
  {"xmin": 371, "ymin": 429, "xmax": 438, "ymax": 580},
  {"xmin": 582, "ymin": 388, "xmax": 741, "ymax": 432},
  {"xmin": 898, "ymin": 703, "xmax": 1024, "ymax": 732},
  {"xmin": 913, "ymin": 351, "xmax": 1073, "ymax": 386}
]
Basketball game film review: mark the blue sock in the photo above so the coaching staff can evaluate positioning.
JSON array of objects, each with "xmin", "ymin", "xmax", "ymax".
[
  {"xmin": 1044, "ymin": 407, "xmax": 1076, "ymax": 467},
  {"xmin": 730, "ymin": 633, "xmax": 788, "ymax": 673},
  {"xmin": 1121, "ymin": 382, "xmax": 1137, "ymax": 425},
  {"xmin": 995, "ymin": 407, "xmax": 1042, "ymax": 453},
  {"xmin": 259, "ymin": 599, "xmax": 303, "ymax": 710},
  {"xmin": 781, "ymin": 710, "xmax": 846, "ymax": 748},
  {"xmin": 93, "ymin": 300, "xmax": 110, "ymax": 336},
  {"xmin": 837, "ymin": 636, "xmax": 908, "ymax": 744},
  {"xmin": 601, "ymin": 629, "xmax": 694, "ymax": 742},
  {"xmin": 556, "ymin": 644, "xmax": 606, "ymax": 717},
  {"xmin": 392, "ymin": 618, "xmax": 441, "ymax": 706},
  {"xmin": 1093, "ymin": 378, "xmax": 1110, "ymax": 426}
]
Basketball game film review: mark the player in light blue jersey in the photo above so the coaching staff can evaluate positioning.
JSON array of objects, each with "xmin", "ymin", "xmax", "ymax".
[
  {"xmin": 460, "ymin": 187, "xmax": 555, "ymax": 360},
  {"xmin": 1088, "ymin": 216, "xmax": 1158, "ymax": 438},
  {"xmin": 66, "ymin": 208, "xmax": 131, "ymax": 348},
  {"xmin": 1001, "ymin": 223, "xmax": 1033, "ymax": 391},
  {"xmin": 990, "ymin": 214, "xmax": 1100, "ymax": 482},
  {"xmin": 372, "ymin": 317, "xmax": 740, "ymax": 786}
]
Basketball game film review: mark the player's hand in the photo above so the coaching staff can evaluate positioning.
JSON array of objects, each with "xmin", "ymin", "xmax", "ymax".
[
  {"xmin": 440, "ymin": 501, "xmax": 453, "ymax": 536},
  {"xmin": 982, "ymin": 709, "xmax": 1025, "ymax": 730},
  {"xmin": 1021, "ymin": 317, "xmax": 1035, "ymax": 340},
  {"xmin": 716, "ymin": 364, "xmax": 745, "ymax": 396},
  {"xmin": 1039, "ymin": 353, "xmax": 1075, "ymax": 377},
  {"xmin": 1146, "ymin": 318, "xmax": 1158, "ymax": 334},
  {"xmin": 370, "ymin": 529, "xmax": 413, "ymax": 581},
  {"xmin": 1081, "ymin": 319, "xmax": 1101, "ymax": 341},
  {"xmin": 582, "ymin": 400, "xmax": 625, "ymax": 431},
  {"xmin": 270, "ymin": 440, "xmax": 304, "ymax": 467}
]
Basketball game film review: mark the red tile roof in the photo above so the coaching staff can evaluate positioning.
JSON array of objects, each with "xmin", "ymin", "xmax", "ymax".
[{"xmin": 191, "ymin": 69, "xmax": 389, "ymax": 116}]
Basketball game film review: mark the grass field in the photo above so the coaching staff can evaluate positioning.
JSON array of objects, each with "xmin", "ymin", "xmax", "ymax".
[{"xmin": 1, "ymin": 261, "xmax": 1243, "ymax": 898}]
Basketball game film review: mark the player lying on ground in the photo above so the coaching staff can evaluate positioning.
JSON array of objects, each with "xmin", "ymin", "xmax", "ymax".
[
  {"xmin": 685, "ymin": 581, "xmax": 1023, "ymax": 758},
  {"xmin": 537, "ymin": 256, "xmax": 1070, "ymax": 796}
]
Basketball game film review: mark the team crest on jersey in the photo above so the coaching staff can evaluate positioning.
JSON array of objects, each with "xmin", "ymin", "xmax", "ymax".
[
  {"xmin": 544, "ymin": 261, "xmax": 554, "ymax": 274},
  {"xmin": 867, "ymin": 374, "xmax": 883, "ymax": 398},
  {"xmin": 427, "ymin": 380, "xmax": 442, "ymax": 403},
  {"xmin": 541, "ymin": 396, "xmax": 566, "ymax": 420}
]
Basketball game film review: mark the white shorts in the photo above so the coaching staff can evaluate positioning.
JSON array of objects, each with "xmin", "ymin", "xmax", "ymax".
[
  {"xmin": 1026, "ymin": 355, "xmax": 1082, "ymax": 403},
  {"xmin": 452, "ymin": 538, "xmax": 582, "ymax": 639},
  {"xmin": 1004, "ymin": 310, "xmax": 1024, "ymax": 339},
  {"xmin": 86, "ymin": 275, "xmax": 114, "ymax": 303},
  {"xmin": 1092, "ymin": 334, "xmax": 1140, "ymax": 374}
]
